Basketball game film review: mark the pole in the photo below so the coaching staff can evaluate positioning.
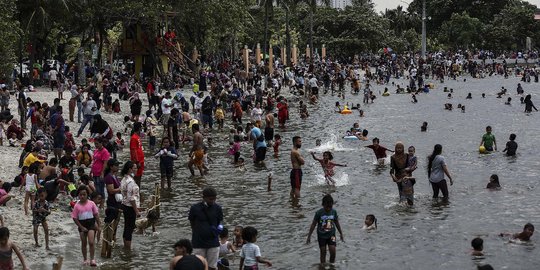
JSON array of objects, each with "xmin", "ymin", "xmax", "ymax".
[
  {"xmin": 421, "ymin": 0, "xmax": 426, "ymax": 59},
  {"xmin": 285, "ymin": 4, "xmax": 291, "ymax": 67}
]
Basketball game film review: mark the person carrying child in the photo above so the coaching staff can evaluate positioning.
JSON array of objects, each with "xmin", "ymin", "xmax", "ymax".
[{"xmin": 306, "ymin": 194, "xmax": 344, "ymax": 264}]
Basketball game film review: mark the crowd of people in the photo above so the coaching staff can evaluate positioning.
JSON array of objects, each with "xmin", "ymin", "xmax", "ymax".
[{"xmin": 0, "ymin": 49, "xmax": 537, "ymax": 269}]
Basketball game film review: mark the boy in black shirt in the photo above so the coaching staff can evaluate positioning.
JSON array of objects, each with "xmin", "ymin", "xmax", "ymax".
[{"xmin": 503, "ymin": 133, "xmax": 518, "ymax": 156}]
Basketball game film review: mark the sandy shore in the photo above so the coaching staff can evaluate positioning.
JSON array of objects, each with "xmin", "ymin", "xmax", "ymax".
[{"xmin": 1, "ymin": 86, "xmax": 141, "ymax": 269}]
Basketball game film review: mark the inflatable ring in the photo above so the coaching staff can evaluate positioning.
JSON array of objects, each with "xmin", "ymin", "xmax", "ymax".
[
  {"xmin": 343, "ymin": 135, "xmax": 358, "ymax": 140},
  {"xmin": 341, "ymin": 110, "xmax": 352, "ymax": 114},
  {"xmin": 382, "ymin": 92, "xmax": 390, "ymax": 96}
]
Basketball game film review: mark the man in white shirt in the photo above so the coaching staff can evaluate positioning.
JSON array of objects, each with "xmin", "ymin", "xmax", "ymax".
[
  {"xmin": 49, "ymin": 69, "xmax": 58, "ymax": 91},
  {"xmin": 160, "ymin": 91, "xmax": 173, "ymax": 125},
  {"xmin": 308, "ymin": 74, "xmax": 319, "ymax": 96}
]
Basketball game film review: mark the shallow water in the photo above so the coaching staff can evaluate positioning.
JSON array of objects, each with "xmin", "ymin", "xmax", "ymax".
[{"xmin": 46, "ymin": 75, "xmax": 540, "ymax": 269}]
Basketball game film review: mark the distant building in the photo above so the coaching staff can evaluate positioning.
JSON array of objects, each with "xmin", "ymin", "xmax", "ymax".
[{"xmin": 319, "ymin": 0, "xmax": 352, "ymax": 9}]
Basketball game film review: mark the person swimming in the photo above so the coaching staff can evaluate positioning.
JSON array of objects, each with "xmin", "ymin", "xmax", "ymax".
[
  {"xmin": 500, "ymin": 223, "xmax": 535, "ymax": 241},
  {"xmin": 486, "ymin": 174, "xmax": 500, "ymax": 189},
  {"xmin": 363, "ymin": 214, "xmax": 377, "ymax": 230},
  {"xmin": 421, "ymin": 122, "xmax": 428, "ymax": 132}
]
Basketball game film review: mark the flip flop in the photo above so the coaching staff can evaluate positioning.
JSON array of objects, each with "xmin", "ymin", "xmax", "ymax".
[{"xmin": 90, "ymin": 259, "xmax": 97, "ymax": 267}]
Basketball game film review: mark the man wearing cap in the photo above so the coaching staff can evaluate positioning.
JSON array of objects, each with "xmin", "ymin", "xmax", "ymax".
[{"xmin": 188, "ymin": 187, "xmax": 223, "ymax": 270}]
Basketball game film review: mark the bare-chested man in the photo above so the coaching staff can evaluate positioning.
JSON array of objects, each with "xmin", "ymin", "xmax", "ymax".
[
  {"xmin": 290, "ymin": 136, "xmax": 304, "ymax": 200},
  {"xmin": 39, "ymin": 158, "xmax": 58, "ymax": 181},
  {"xmin": 188, "ymin": 123, "xmax": 205, "ymax": 175},
  {"xmin": 264, "ymin": 107, "xmax": 275, "ymax": 146}
]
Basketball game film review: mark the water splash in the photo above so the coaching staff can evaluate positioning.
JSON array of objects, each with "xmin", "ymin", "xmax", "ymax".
[
  {"xmin": 309, "ymin": 134, "xmax": 354, "ymax": 152},
  {"xmin": 313, "ymin": 172, "xmax": 350, "ymax": 187}
]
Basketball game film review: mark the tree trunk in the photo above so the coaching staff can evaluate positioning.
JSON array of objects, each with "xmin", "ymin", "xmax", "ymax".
[
  {"xmin": 309, "ymin": 9, "xmax": 314, "ymax": 63},
  {"xmin": 97, "ymin": 27, "xmax": 106, "ymax": 68},
  {"xmin": 264, "ymin": 3, "xmax": 269, "ymax": 59}
]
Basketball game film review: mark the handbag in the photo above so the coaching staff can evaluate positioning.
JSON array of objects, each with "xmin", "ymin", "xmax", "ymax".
[{"xmin": 115, "ymin": 193, "xmax": 123, "ymax": 202}]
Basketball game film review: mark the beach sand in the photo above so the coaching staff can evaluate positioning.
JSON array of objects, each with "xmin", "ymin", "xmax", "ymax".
[{"xmin": 1, "ymin": 86, "xmax": 137, "ymax": 268}]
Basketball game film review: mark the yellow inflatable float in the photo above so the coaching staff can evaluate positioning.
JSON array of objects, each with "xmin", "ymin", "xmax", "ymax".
[{"xmin": 340, "ymin": 106, "xmax": 352, "ymax": 114}]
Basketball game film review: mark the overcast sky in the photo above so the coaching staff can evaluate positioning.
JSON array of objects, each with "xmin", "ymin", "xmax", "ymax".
[{"xmin": 372, "ymin": 0, "xmax": 540, "ymax": 12}]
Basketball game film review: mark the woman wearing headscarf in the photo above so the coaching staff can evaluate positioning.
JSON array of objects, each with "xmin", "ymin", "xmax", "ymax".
[{"xmin": 390, "ymin": 142, "xmax": 408, "ymax": 199}]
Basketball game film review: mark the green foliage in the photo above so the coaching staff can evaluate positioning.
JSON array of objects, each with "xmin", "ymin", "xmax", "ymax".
[
  {"xmin": 440, "ymin": 12, "xmax": 483, "ymax": 49},
  {"xmin": 0, "ymin": 0, "xmax": 19, "ymax": 80},
  {"xmin": 7, "ymin": 0, "xmax": 540, "ymax": 70}
]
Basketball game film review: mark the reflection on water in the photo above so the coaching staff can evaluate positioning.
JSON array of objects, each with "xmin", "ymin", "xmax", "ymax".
[{"xmin": 51, "ymin": 76, "xmax": 540, "ymax": 269}]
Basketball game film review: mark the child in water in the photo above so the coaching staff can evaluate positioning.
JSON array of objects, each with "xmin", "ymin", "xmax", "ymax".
[
  {"xmin": 486, "ymin": 174, "xmax": 501, "ymax": 189},
  {"xmin": 421, "ymin": 121, "xmax": 428, "ymax": 132},
  {"xmin": 363, "ymin": 214, "xmax": 377, "ymax": 230},
  {"xmin": 228, "ymin": 135, "xmax": 241, "ymax": 164},
  {"xmin": 0, "ymin": 227, "xmax": 29, "ymax": 270},
  {"xmin": 306, "ymin": 194, "xmax": 344, "ymax": 264},
  {"xmin": 480, "ymin": 126, "xmax": 497, "ymax": 152},
  {"xmin": 239, "ymin": 226, "xmax": 272, "ymax": 269},
  {"xmin": 365, "ymin": 138, "xmax": 393, "ymax": 165},
  {"xmin": 218, "ymin": 227, "xmax": 236, "ymax": 258},
  {"xmin": 471, "ymin": 237, "xmax": 484, "ymax": 256},
  {"xmin": 311, "ymin": 151, "xmax": 347, "ymax": 185},
  {"xmin": 233, "ymin": 225, "xmax": 244, "ymax": 248},
  {"xmin": 273, "ymin": 134, "xmax": 281, "ymax": 158},
  {"xmin": 503, "ymin": 133, "xmax": 518, "ymax": 156},
  {"xmin": 500, "ymin": 223, "xmax": 535, "ymax": 241}
]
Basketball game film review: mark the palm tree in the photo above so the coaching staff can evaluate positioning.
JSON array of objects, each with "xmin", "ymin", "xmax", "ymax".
[{"xmin": 302, "ymin": 0, "xmax": 330, "ymax": 62}]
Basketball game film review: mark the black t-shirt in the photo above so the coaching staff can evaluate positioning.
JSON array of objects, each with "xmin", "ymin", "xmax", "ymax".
[
  {"xmin": 174, "ymin": 255, "xmax": 204, "ymax": 270},
  {"xmin": 505, "ymin": 141, "xmax": 518, "ymax": 156},
  {"xmin": 167, "ymin": 117, "xmax": 178, "ymax": 139},
  {"xmin": 188, "ymin": 202, "xmax": 223, "ymax": 249},
  {"xmin": 59, "ymin": 156, "xmax": 76, "ymax": 169},
  {"xmin": 44, "ymin": 179, "xmax": 60, "ymax": 202}
]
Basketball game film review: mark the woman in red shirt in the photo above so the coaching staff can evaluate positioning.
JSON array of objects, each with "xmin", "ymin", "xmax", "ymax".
[{"xmin": 129, "ymin": 122, "xmax": 145, "ymax": 186}]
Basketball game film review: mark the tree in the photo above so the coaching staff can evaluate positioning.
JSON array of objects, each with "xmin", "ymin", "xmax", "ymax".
[
  {"xmin": 0, "ymin": 0, "xmax": 20, "ymax": 84},
  {"xmin": 440, "ymin": 12, "xmax": 483, "ymax": 49}
]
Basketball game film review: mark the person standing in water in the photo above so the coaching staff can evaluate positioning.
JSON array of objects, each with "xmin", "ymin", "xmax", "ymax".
[
  {"xmin": 365, "ymin": 138, "xmax": 393, "ymax": 165},
  {"xmin": 427, "ymin": 144, "xmax": 453, "ymax": 200},
  {"xmin": 480, "ymin": 126, "xmax": 497, "ymax": 152},
  {"xmin": 264, "ymin": 107, "xmax": 275, "ymax": 146},
  {"xmin": 524, "ymin": 94, "xmax": 538, "ymax": 113},
  {"xmin": 290, "ymin": 136, "xmax": 305, "ymax": 201}
]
